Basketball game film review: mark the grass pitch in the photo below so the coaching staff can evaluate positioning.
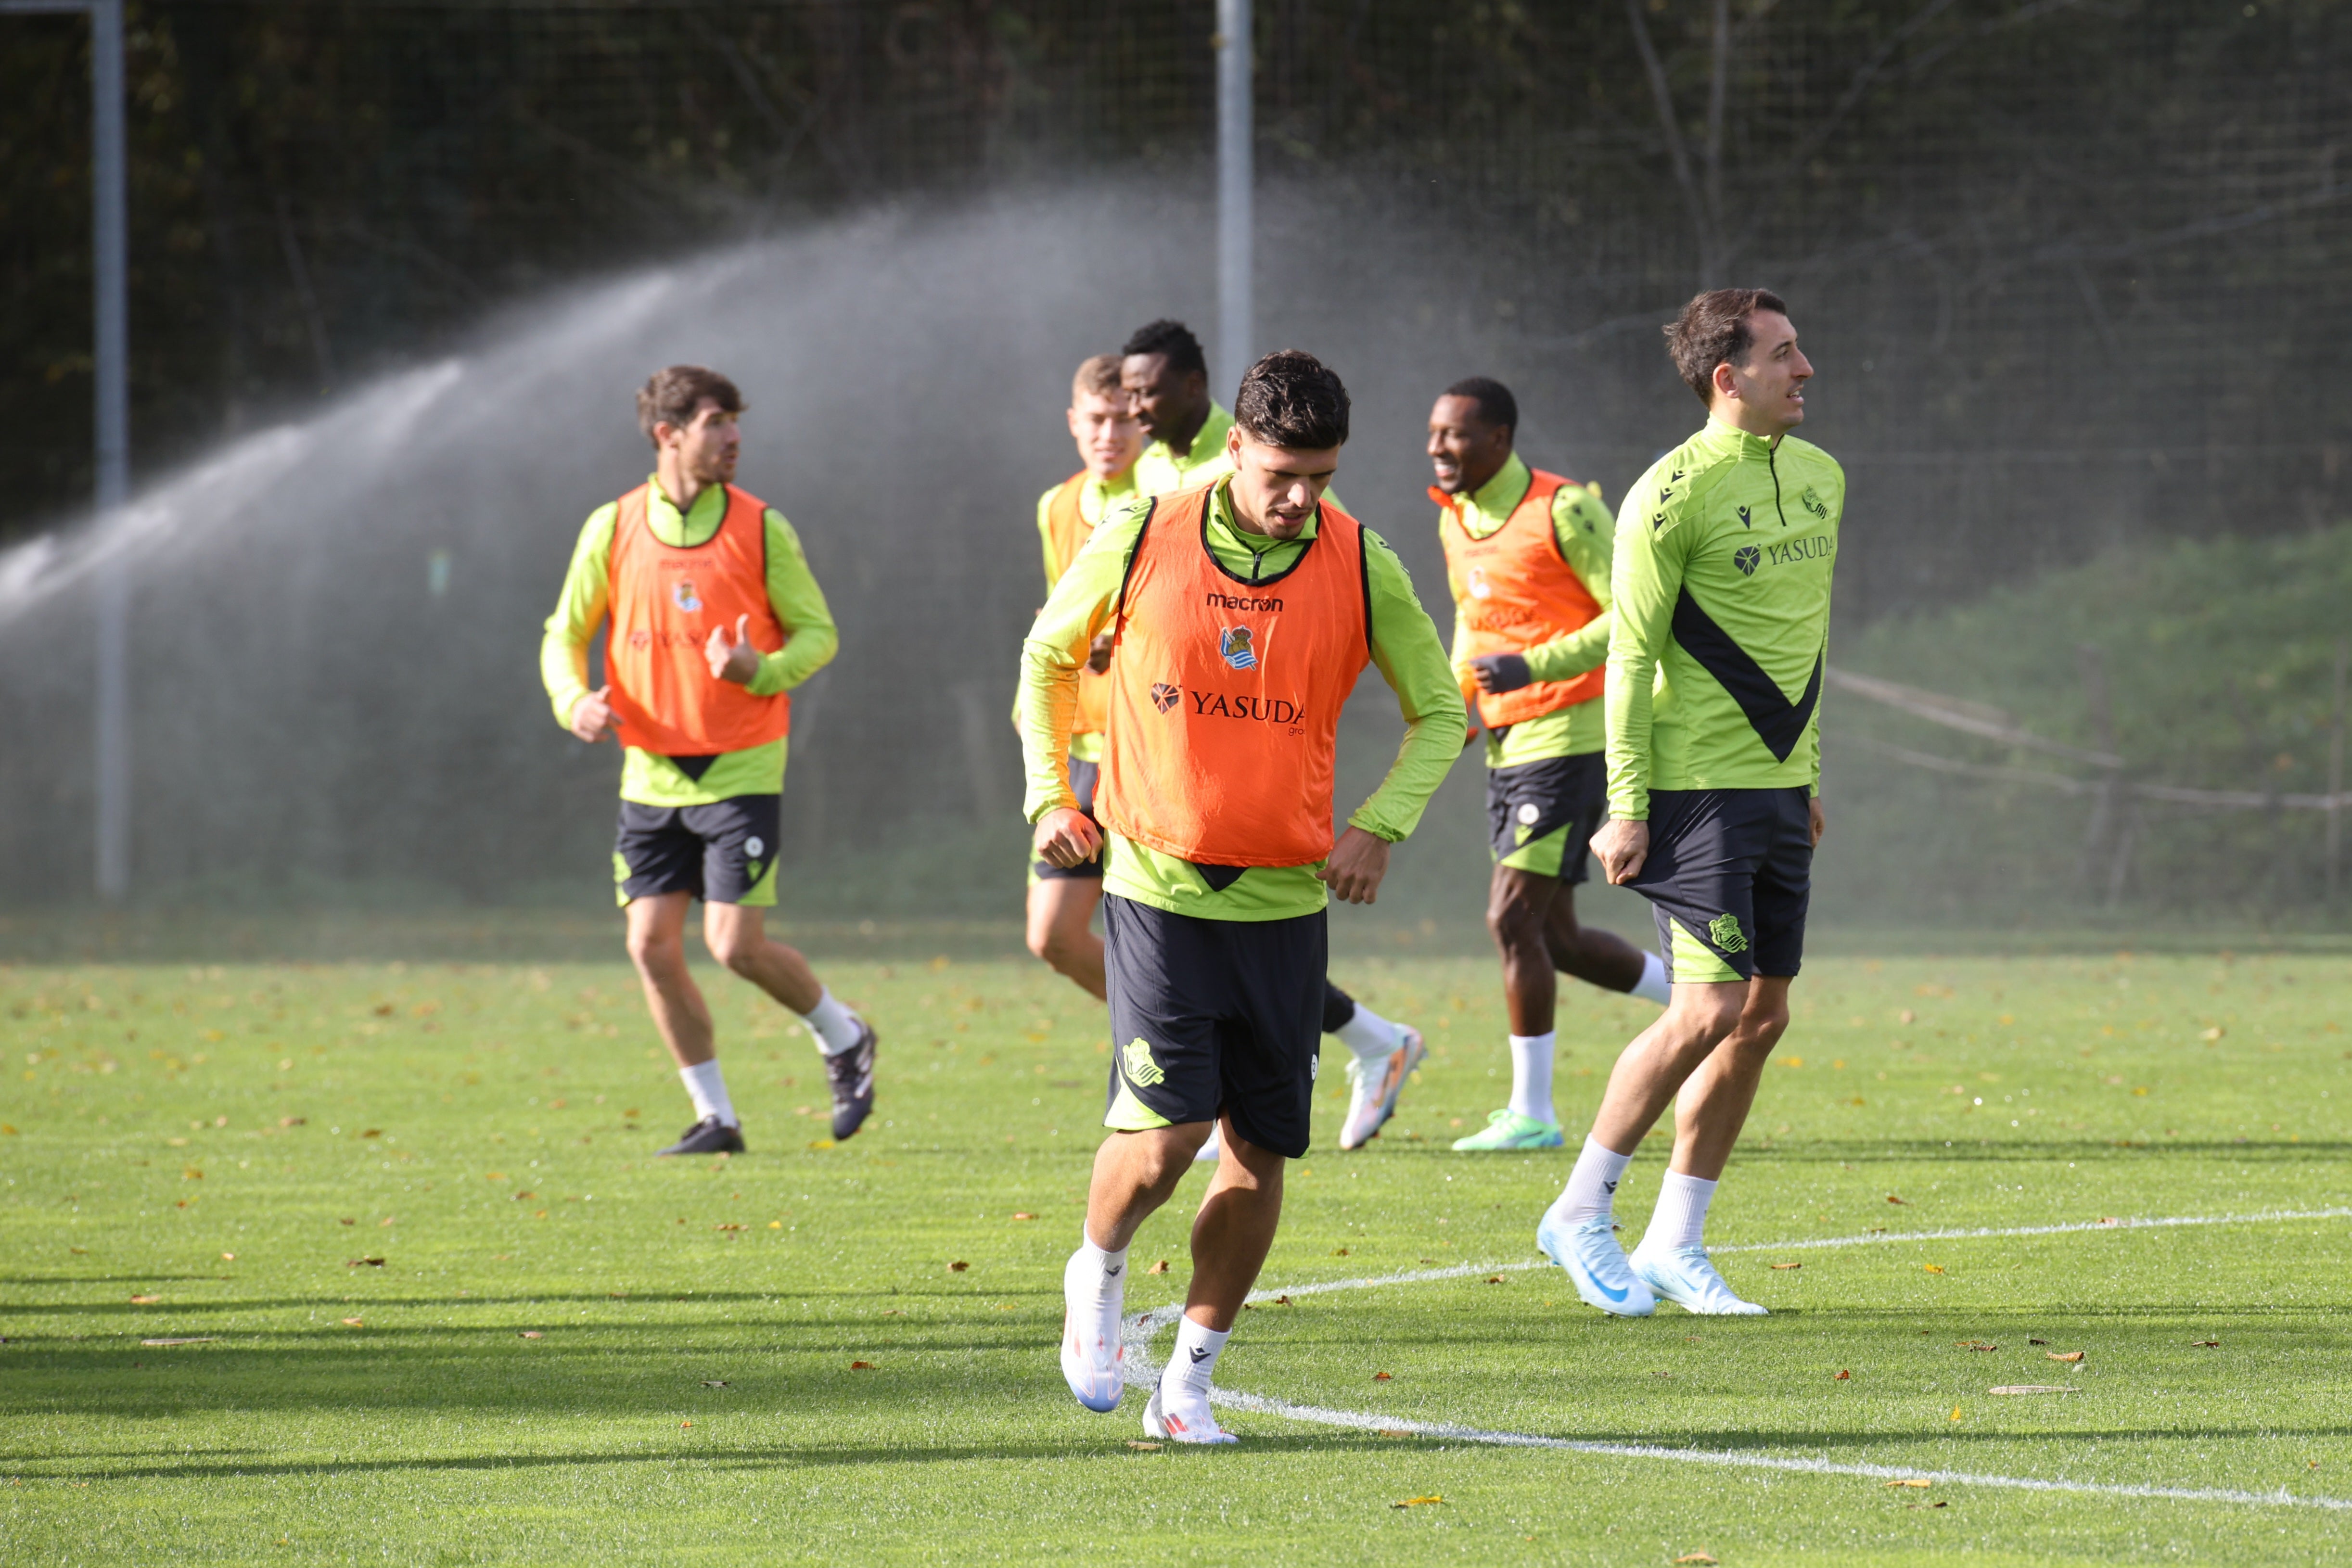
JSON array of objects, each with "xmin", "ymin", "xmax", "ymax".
[{"xmin": 2, "ymin": 947, "xmax": 2348, "ymax": 1563}]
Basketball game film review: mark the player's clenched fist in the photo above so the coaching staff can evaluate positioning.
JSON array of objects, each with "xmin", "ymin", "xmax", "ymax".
[{"xmin": 1032, "ymin": 806, "xmax": 1103, "ymax": 870}]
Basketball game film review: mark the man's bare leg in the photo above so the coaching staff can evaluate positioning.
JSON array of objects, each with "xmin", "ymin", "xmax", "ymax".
[
  {"xmin": 1025, "ymin": 878, "xmax": 1107, "ymax": 1000},
  {"xmin": 1180, "ymin": 1119, "xmax": 1285, "ymax": 1331},
  {"xmin": 626, "ymin": 892, "xmax": 716, "ymax": 1068},
  {"xmin": 1539, "ymin": 882, "xmax": 1648, "ymax": 994},
  {"xmin": 1662, "ymin": 976, "xmax": 1791, "ymax": 1181},
  {"xmin": 701, "ymin": 902, "xmax": 823, "ymax": 1015},
  {"xmin": 1062, "ymin": 1120, "xmax": 1214, "ymax": 1412}
]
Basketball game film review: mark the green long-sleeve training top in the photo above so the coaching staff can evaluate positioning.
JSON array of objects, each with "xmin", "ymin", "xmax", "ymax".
[
  {"xmin": 1018, "ymin": 476, "xmax": 1466, "ymax": 921},
  {"xmin": 1606, "ymin": 416, "xmax": 1843, "ymax": 820},
  {"xmin": 540, "ymin": 476, "xmax": 840, "ymax": 807}
]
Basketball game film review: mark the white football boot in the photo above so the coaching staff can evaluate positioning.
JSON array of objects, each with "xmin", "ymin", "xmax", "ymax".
[
  {"xmin": 1143, "ymin": 1380, "xmax": 1239, "ymax": 1445},
  {"xmin": 1536, "ymin": 1204, "xmax": 1657, "ymax": 1317},
  {"xmin": 1339, "ymin": 1027, "xmax": 1427, "ymax": 1151},
  {"xmin": 1630, "ymin": 1245, "xmax": 1768, "ymax": 1315},
  {"xmin": 1058, "ymin": 1247, "xmax": 1127, "ymax": 1412}
]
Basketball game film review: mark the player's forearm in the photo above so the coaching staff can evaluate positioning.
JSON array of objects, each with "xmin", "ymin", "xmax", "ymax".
[
  {"xmin": 1521, "ymin": 612, "xmax": 1611, "ymax": 683},
  {"xmin": 752, "ymin": 514, "xmax": 841, "ymax": 694},
  {"xmin": 1349, "ymin": 703, "xmax": 1464, "ymax": 841},
  {"xmin": 1604, "ymin": 655, "xmax": 1657, "ymax": 820},
  {"xmin": 749, "ymin": 616, "xmax": 836, "ymax": 695},
  {"xmin": 539, "ymin": 624, "xmax": 593, "ymax": 727},
  {"xmin": 1016, "ymin": 637, "xmax": 1083, "ymax": 822},
  {"xmin": 1354, "ymin": 533, "xmax": 1469, "ymax": 841}
]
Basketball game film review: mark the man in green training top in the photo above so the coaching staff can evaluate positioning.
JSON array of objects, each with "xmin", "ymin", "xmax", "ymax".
[
  {"xmin": 541, "ymin": 365, "xmax": 878, "ymax": 1159},
  {"xmin": 1429, "ymin": 377, "xmax": 1675, "ymax": 1154},
  {"xmin": 1120, "ymin": 317, "xmax": 1428, "ymax": 1152},
  {"xmin": 1536, "ymin": 290, "xmax": 1841, "ymax": 1317}
]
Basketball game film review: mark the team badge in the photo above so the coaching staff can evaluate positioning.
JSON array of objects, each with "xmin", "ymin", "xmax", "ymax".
[
  {"xmin": 1217, "ymin": 626, "xmax": 1258, "ymax": 671},
  {"xmin": 670, "ymin": 577, "xmax": 703, "ymax": 613},
  {"xmin": 1707, "ymin": 912, "xmax": 1748, "ymax": 954},
  {"xmin": 1122, "ymin": 1037, "xmax": 1166, "ymax": 1087},
  {"xmin": 1735, "ymin": 545, "xmax": 1762, "ymax": 576},
  {"xmin": 1468, "ymin": 565, "xmax": 1493, "ymax": 600},
  {"xmin": 1150, "ymin": 682, "xmax": 1181, "ymax": 713}
]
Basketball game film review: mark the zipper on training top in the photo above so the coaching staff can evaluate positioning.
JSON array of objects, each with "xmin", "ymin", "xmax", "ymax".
[{"xmin": 1766, "ymin": 444, "xmax": 1790, "ymax": 528}]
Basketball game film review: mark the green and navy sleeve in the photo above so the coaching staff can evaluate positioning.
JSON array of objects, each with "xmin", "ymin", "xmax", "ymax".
[
  {"xmin": 538, "ymin": 502, "xmax": 621, "ymax": 728},
  {"xmin": 1017, "ymin": 498, "xmax": 1148, "ymax": 821},
  {"xmin": 1605, "ymin": 458, "xmax": 1694, "ymax": 820},
  {"xmin": 747, "ymin": 510, "xmax": 839, "ymax": 697},
  {"xmin": 1521, "ymin": 484, "xmax": 1617, "ymax": 685},
  {"xmin": 1350, "ymin": 529, "xmax": 1470, "ymax": 841}
]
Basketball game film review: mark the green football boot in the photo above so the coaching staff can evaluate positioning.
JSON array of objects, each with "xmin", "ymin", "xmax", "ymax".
[{"xmin": 1450, "ymin": 1108, "xmax": 1564, "ymax": 1151}]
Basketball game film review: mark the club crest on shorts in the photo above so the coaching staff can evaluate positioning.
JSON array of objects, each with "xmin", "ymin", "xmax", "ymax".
[
  {"xmin": 1122, "ymin": 1037, "xmax": 1167, "ymax": 1087},
  {"xmin": 1708, "ymin": 911, "xmax": 1749, "ymax": 953},
  {"xmin": 670, "ymin": 577, "xmax": 703, "ymax": 613},
  {"xmin": 1150, "ymin": 681, "xmax": 1181, "ymax": 713},
  {"xmin": 1217, "ymin": 626, "xmax": 1258, "ymax": 671}
]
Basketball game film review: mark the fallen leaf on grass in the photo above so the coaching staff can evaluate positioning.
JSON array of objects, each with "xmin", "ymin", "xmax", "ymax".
[
  {"xmin": 850, "ymin": 1361, "xmax": 875, "ymax": 1370},
  {"xmin": 1010, "ymin": 1212, "xmax": 1035, "ymax": 1221},
  {"xmin": 1988, "ymin": 1385, "xmax": 2075, "ymax": 1395},
  {"xmin": 220, "ymin": 1252, "xmax": 235, "ymax": 1262},
  {"xmin": 141, "ymin": 1337, "xmax": 215, "ymax": 1347},
  {"xmin": 485, "ymin": 1173, "xmax": 505, "ymax": 1182},
  {"xmin": 2028, "ymin": 1337, "xmax": 2049, "ymax": 1345},
  {"xmin": 341, "ymin": 1318, "xmax": 363, "ymax": 1327},
  {"xmin": 1923, "ymin": 1264, "xmax": 1946, "ymax": 1275},
  {"xmin": 1835, "ymin": 1370, "xmax": 1851, "ymax": 1380},
  {"xmin": 1147, "ymin": 1259, "xmax": 1170, "ymax": 1275},
  {"xmin": 1906, "ymin": 1501, "xmax": 1949, "ymax": 1509},
  {"xmin": 69, "ymin": 1247, "xmax": 87, "ymax": 1255},
  {"xmin": 1378, "ymin": 1428, "xmax": 1414, "ymax": 1438},
  {"xmin": 512, "ymin": 1192, "xmax": 536, "ymax": 1203},
  {"xmin": 1331, "ymin": 1247, "xmax": 1349, "ymax": 1256},
  {"xmin": 807, "ymin": 1139, "xmax": 835, "ymax": 1150},
  {"xmin": 714, "ymin": 1224, "xmax": 743, "ymax": 1233},
  {"xmin": 129, "ymin": 1294, "xmax": 160, "ymax": 1304},
  {"xmin": 1949, "ymin": 1406, "xmax": 1963, "ymax": 1421},
  {"xmin": 1771, "ymin": 1262, "xmax": 1802, "ymax": 1270},
  {"xmin": 1956, "ymin": 1340, "xmax": 1997, "ymax": 1352},
  {"xmin": 360, "ymin": 1129, "xmax": 382, "ymax": 1139},
  {"xmin": 338, "ymin": 1218, "xmax": 355, "ymax": 1226},
  {"xmin": 1391, "ymin": 1495, "xmax": 1444, "ymax": 1509},
  {"xmin": 2045, "ymin": 1350, "xmax": 2085, "ymax": 1363},
  {"xmin": 1373, "ymin": 1372, "xmax": 1393, "ymax": 1381},
  {"xmin": 519, "ymin": 1331, "xmax": 542, "ymax": 1339},
  {"xmin": 680, "ymin": 1421, "xmax": 692, "ymax": 1429},
  {"xmin": 1273, "ymin": 1295, "xmax": 1293, "ymax": 1306},
  {"xmin": 182, "ymin": 1168, "xmax": 203, "ymax": 1181},
  {"xmin": 345, "ymin": 1257, "xmax": 385, "ymax": 1268},
  {"xmin": 701, "ymin": 1380, "xmax": 728, "ymax": 1388},
  {"xmin": 1126, "ymin": 1440, "xmax": 1162, "ymax": 1451},
  {"xmin": 1484, "ymin": 1275, "xmax": 1507, "ymax": 1285},
  {"xmin": 767, "ymin": 1221, "xmax": 781, "ymax": 1229},
  {"xmin": 1885, "ymin": 1479, "xmax": 1931, "ymax": 1489},
  {"xmin": 1886, "ymin": 1195, "xmax": 1907, "ymax": 1205},
  {"xmin": 2192, "ymin": 1339, "xmax": 2220, "ymax": 1348},
  {"xmin": 947, "ymin": 1261, "xmax": 969, "ymax": 1273},
  {"xmin": 1673, "ymin": 1555, "xmax": 1717, "ymax": 1565}
]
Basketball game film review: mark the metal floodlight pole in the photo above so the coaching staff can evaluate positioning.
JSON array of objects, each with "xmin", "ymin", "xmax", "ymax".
[
  {"xmin": 8, "ymin": 0, "xmax": 131, "ymax": 899},
  {"xmin": 1214, "ymin": 0, "xmax": 1253, "ymax": 398}
]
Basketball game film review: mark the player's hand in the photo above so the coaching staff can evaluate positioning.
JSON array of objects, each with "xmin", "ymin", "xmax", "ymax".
[
  {"xmin": 1086, "ymin": 632, "xmax": 1114, "ymax": 675},
  {"xmin": 1470, "ymin": 652, "xmax": 1532, "ymax": 694},
  {"xmin": 1808, "ymin": 794, "xmax": 1826, "ymax": 848},
  {"xmin": 1033, "ymin": 807, "xmax": 1103, "ymax": 870},
  {"xmin": 1317, "ymin": 826, "xmax": 1392, "ymax": 905},
  {"xmin": 1591, "ymin": 817, "xmax": 1649, "ymax": 885},
  {"xmin": 567, "ymin": 686, "xmax": 617, "ymax": 743},
  {"xmin": 705, "ymin": 614, "xmax": 760, "ymax": 684}
]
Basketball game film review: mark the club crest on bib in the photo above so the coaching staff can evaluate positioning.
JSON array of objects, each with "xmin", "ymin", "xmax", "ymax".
[
  {"xmin": 669, "ymin": 577, "xmax": 703, "ymax": 614},
  {"xmin": 1150, "ymin": 682, "xmax": 1181, "ymax": 713},
  {"xmin": 1467, "ymin": 565, "xmax": 1492, "ymax": 600},
  {"xmin": 1217, "ymin": 626, "xmax": 1258, "ymax": 671}
]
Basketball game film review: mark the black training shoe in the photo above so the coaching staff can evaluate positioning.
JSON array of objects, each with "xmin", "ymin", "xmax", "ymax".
[
  {"xmin": 656, "ymin": 1115, "xmax": 745, "ymax": 1157},
  {"xmin": 824, "ymin": 1019, "xmax": 878, "ymax": 1141}
]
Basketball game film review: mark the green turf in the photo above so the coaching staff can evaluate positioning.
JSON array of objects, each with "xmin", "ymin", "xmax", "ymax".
[{"xmin": 3, "ymin": 951, "xmax": 2348, "ymax": 1563}]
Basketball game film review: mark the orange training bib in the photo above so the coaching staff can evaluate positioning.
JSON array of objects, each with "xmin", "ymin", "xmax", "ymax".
[
  {"xmin": 1437, "ymin": 467, "xmax": 1604, "ymax": 728},
  {"xmin": 1097, "ymin": 485, "xmax": 1371, "ymax": 868},
  {"xmin": 1042, "ymin": 472, "xmax": 1112, "ymax": 738},
  {"xmin": 604, "ymin": 483, "xmax": 793, "ymax": 756}
]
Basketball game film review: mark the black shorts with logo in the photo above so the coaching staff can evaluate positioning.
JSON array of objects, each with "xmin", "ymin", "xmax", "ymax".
[
  {"xmin": 614, "ymin": 795, "xmax": 781, "ymax": 908},
  {"xmin": 1033, "ymin": 756, "xmax": 1105, "ymax": 882},
  {"xmin": 1485, "ymin": 751, "xmax": 1606, "ymax": 882},
  {"xmin": 1100, "ymin": 893, "xmax": 1323, "ymax": 1160},
  {"xmin": 1628, "ymin": 787, "xmax": 1812, "ymax": 982}
]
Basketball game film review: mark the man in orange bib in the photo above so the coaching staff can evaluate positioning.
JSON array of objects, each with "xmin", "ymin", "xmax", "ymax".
[
  {"xmin": 1021, "ymin": 351, "xmax": 1463, "ymax": 1441},
  {"xmin": 1023, "ymin": 354, "xmax": 1143, "ymax": 998},
  {"xmin": 1432, "ymin": 379, "xmax": 1673, "ymax": 1154},
  {"xmin": 540, "ymin": 366, "xmax": 877, "ymax": 1158}
]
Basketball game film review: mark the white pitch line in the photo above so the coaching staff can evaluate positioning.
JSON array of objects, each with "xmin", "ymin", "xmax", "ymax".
[{"xmin": 1113, "ymin": 1204, "xmax": 2352, "ymax": 1512}]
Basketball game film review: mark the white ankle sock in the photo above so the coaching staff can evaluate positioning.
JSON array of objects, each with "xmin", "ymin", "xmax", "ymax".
[
  {"xmin": 1167, "ymin": 1317, "xmax": 1231, "ymax": 1392},
  {"xmin": 1642, "ymin": 1170, "xmax": 1717, "ymax": 1252},
  {"xmin": 1557, "ymin": 1135, "xmax": 1633, "ymax": 1225},
  {"xmin": 678, "ymin": 1059, "xmax": 738, "ymax": 1128},
  {"xmin": 802, "ymin": 987, "xmax": 862, "ymax": 1056},
  {"xmin": 1507, "ymin": 1032, "xmax": 1557, "ymax": 1123},
  {"xmin": 1333, "ymin": 1001, "xmax": 1400, "ymax": 1065},
  {"xmin": 1629, "ymin": 950, "xmax": 1672, "ymax": 1006},
  {"xmin": 1067, "ymin": 1235, "xmax": 1129, "ymax": 1303}
]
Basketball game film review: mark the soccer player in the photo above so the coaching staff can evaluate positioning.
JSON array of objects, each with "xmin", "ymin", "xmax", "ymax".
[
  {"xmin": 1121, "ymin": 318, "xmax": 1426, "ymax": 1151},
  {"xmin": 1026, "ymin": 350, "xmax": 1462, "ymax": 1441},
  {"xmin": 1537, "ymin": 289, "xmax": 1840, "ymax": 1317},
  {"xmin": 540, "ymin": 366, "xmax": 879, "ymax": 1158},
  {"xmin": 1430, "ymin": 379, "xmax": 1673, "ymax": 1153},
  {"xmin": 1024, "ymin": 354, "xmax": 1145, "ymax": 1001}
]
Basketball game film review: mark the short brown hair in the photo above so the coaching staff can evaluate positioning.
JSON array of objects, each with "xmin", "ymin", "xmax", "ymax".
[
  {"xmin": 636, "ymin": 365, "xmax": 743, "ymax": 446},
  {"xmin": 1664, "ymin": 289, "xmax": 1788, "ymax": 403},
  {"xmin": 1235, "ymin": 349, "xmax": 1350, "ymax": 449},
  {"xmin": 1071, "ymin": 354, "xmax": 1124, "ymax": 405}
]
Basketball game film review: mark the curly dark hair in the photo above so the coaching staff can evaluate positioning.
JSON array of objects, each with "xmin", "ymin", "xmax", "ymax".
[
  {"xmin": 1234, "ymin": 350, "xmax": 1351, "ymax": 449},
  {"xmin": 636, "ymin": 365, "xmax": 743, "ymax": 446},
  {"xmin": 1663, "ymin": 289, "xmax": 1788, "ymax": 403},
  {"xmin": 1119, "ymin": 319, "xmax": 1208, "ymax": 378},
  {"xmin": 1442, "ymin": 376, "xmax": 1518, "ymax": 434}
]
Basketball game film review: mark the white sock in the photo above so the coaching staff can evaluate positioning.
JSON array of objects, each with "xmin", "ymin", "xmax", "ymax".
[
  {"xmin": 1641, "ymin": 1170, "xmax": 1717, "ymax": 1252},
  {"xmin": 801, "ymin": 987, "xmax": 862, "ymax": 1056},
  {"xmin": 1556, "ymin": 1135, "xmax": 1633, "ymax": 1225},
  {"xmin": 1507, "ymin": 1032, "xmax": 1557, "ymax": 1124},
  {"xmin": 1167, "ymin": 1317, "xmax": 1231, "ymax": 1392},
  {"xmin": 1333, "ymin": 1000, "xmax": 1400, "ymax": 1065},
  {"xmin": 678, "ymin": 1059, "xmax": 738, "ymax": 1128},
  {"xmin": 1066, "ymin": 1234, "xmax": 1129, "ymax": 1304},
  {"xmin": 1630, "ymin": 950, "xmax": 1672, "ymax": 1006}
]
